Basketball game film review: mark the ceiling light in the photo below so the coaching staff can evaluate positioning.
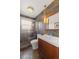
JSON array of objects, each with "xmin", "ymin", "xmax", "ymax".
[{"xmin": 27, "ymin": 6, "xmax": 34, "ymax": 13}]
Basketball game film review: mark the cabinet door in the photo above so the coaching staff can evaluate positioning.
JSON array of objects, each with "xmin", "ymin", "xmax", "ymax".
[{"xmin": 38, "ymin": 39, "xmax": 59, "ymax": 59}]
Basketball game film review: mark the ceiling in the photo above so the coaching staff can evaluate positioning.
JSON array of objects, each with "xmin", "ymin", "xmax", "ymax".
[{"xmin": 20, "ymin": 0, "xmax": 54, "ymax": 18}]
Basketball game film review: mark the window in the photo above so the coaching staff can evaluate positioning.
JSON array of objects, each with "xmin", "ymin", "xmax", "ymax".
[{"xmin": 21, "ymin": 19, "xmax": 32, "ymax": 31}]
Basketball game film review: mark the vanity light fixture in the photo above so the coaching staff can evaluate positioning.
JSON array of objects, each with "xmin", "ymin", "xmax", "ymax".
[{"xmin": 43, "ymin": 5, "xmax": 48, "ymax": 24}]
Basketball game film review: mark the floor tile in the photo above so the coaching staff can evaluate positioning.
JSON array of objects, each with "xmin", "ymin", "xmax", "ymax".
[{"xmin": 20, "ymin": 47, "xmax": 40, "ymax": 59}]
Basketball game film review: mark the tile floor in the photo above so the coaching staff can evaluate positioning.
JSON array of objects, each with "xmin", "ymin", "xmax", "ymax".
[{"xmin": 20, "ymin": 47, "xmax": 40, "ymax": 59}]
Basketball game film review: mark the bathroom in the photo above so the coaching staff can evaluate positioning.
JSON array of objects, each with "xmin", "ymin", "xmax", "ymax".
[
  {"xmin": 1, "ymin": 0, "xmax": 79, "ymax": 59},
  {"xmin": 20, "ymin": 0, "xmax": 59, "ymax": 59}
]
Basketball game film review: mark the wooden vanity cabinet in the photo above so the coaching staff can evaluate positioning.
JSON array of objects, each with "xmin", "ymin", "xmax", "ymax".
[{"xmin": 38, "ymin": 38, "xmax": 59, "ymax": 59}]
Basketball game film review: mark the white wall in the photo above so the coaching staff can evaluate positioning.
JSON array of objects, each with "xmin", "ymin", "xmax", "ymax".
[{"xmin": 48, "ymin": 13, "xmax": 59, "ymax": 29}]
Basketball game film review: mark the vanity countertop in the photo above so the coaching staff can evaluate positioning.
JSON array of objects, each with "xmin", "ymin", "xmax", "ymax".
[{"xmin": 37, "ymin": 34, "xmax": 59, "ymax": 47}]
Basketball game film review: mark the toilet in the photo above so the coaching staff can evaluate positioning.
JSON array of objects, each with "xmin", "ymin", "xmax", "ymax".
[{"xmin": 30, "ymin": 39, "xmax": 38, "ymax": 50}]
